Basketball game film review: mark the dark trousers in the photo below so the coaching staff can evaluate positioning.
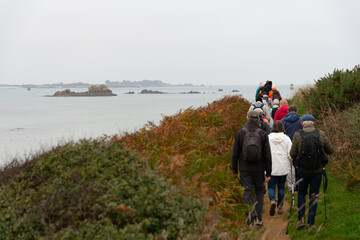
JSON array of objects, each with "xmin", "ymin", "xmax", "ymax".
[
  {"xmin": 240, "ymin": 171, "xmax": 265, "ymax": 221},
  {"xmin": 297, "ymin": 173, "xmax": 322, "ymax": 226}
]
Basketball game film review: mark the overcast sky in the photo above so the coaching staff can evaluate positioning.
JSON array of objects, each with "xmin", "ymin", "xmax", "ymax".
[{"xmin": 0, "ymin": 0, "xmax": 359, "ymax": 86}]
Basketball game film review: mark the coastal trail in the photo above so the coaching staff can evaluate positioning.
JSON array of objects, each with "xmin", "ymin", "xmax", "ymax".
[{"xmin": 260, "ymin": 188, "xmax": 291, "ymax": 240}]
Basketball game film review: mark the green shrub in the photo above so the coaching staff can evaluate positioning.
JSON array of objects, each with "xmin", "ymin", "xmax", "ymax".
[
  {"xmin": 296, "ymin": 65, "xmax": 360, "ymax": 117},
  {"xmin": 0, "ymin": 138, "xmax": 206, "ymax": 239}
]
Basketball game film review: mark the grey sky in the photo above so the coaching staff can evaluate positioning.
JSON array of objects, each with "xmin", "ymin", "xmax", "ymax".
[{"xmin": 0, "ymin": 0, "xmax": 359, "ymax": 86}]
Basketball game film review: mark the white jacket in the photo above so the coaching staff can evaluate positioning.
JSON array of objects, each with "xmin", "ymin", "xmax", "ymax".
[{"xmin": 268, "ymin": 132, "xmax": 292, "ymax": 176}]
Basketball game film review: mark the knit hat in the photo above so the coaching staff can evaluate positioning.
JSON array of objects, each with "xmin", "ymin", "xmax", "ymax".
[
  {"xmin": 273, "ymin": 99, "xmax": 280, "ymax": 105},
  {"xmin": 301, "ymin": 114, "xmax": 315, "ymax": 122},
  {"xmin": 248, "ymin": 110, "xmax": 260, "ymax": 119}
]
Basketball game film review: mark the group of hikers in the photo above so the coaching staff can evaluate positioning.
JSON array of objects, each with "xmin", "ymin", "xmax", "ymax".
[{"xmin": 231, "ymin": 80, "xmax": 334, "ymax": 231}]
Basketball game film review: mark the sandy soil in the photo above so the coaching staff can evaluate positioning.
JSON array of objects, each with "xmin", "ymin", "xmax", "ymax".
[{"xmin": 260, "ymin": 189, "xmax": 292, "ymax": 240}]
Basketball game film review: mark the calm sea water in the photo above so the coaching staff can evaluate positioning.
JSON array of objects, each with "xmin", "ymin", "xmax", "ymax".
[{"xmin": 0, "ymin": 85, "xmax": 296, "ymax": 165}]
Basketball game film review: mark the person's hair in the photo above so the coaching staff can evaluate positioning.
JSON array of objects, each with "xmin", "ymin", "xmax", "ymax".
[
  {"xmin": 280, "ymin": 99, "xmax": 288, "ymax": 107},
  {"xmin": 271, "ymin": 120, "xmax": 285, "ymax": 133},
  {"xmin": 257, "ymin": 93, "xmax": 263, "ymax": 98},
  {"xmin": 288, "ymin": 104, "xmax": 298, "ymax": 113},
  {"xmin": 302, "ymin": 121, "xmax": 314, "ymax": 126},
  {"xmin": 256, "ymin": 97, "xmax": 262, "ymax": 102}
]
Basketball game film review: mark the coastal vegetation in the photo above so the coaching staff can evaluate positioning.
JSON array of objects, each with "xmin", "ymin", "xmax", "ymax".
[
  {"xmin": 289, "ymin": 65, "xmax": 360, "ymax": 190},
  {"xmin": 0, "ymin": 140, "xmax": 206, "ymax": 239}
]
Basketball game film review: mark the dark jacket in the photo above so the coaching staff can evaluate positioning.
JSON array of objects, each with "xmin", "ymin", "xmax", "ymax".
[
  {"xmin": 232, "ymin": 120, "xmax": 272, "ymax": 177},
  {"xmin": 282, "ymin": 113, "xmax": 302, "ymax": 140},
  {"xmin": 290, "ymin": 124, "xmax": 334, "ymax": 173},
  {"xmin": 259, "ymin": 121, "xmax": 271, "ymax": 135}
]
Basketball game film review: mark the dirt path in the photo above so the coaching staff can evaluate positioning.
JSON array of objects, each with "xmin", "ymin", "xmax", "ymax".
[{"xmin": 260, "ymin": 189, "xmax": 292, "ymax": 240}]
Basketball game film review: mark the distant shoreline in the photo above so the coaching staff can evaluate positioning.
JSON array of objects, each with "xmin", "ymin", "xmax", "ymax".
[{"xmin": 0, "ymin": 80, "xmax": 195, "ymax": 89}]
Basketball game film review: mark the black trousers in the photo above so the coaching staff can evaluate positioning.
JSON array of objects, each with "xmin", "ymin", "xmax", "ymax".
[{"xmin": 240, "ymin": 171, "xmax": 265, "ymax": 221}]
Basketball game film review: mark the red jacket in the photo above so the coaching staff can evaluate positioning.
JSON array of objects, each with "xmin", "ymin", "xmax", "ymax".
[{"xmin": 274, "ymin": 105, "xmax": 288, "ymax": 121}]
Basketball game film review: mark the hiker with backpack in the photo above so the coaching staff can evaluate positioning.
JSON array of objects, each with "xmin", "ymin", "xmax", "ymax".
[
  {"xmin": 273, "ymin": 99, "xmax": 288, "ymax": 122},
  {"xmin": 290, "ymin": 114, "xmax": 334, "ymax": 229},
  {"xmin": 232, "ymin": 110, "xmax": 272, "ymax": 227},
  {"xmin": 271, "ymin": 99, "xmax": 280, "ymax": 121},
  {"xmin": 263, "ymin": 80, "xmax": 273, "ymax": 94},
  {"xmin": 282, "ymin": 104, "xmax": 303, "ymax": 191},
  {"xmin": 267, "ymin": 120, "xmax": 292, "ymax": 216},
  {"xmin": 255, "ymin": 83, "xmax": 264, "ymax": 100},
  {"xmin": 253, "ymin": 109, "xmax": 271, "ymax": 135},
  {"xmin": 249, "ymin": 96, "xmax": 271, "ymax": 122},
  {"xmin": 262, "ymin": 93, "xmax": 273, "ymax": 108},
  {"xmin": 269, "ymin": 85, "xmax": 282, "ymax": 101}
]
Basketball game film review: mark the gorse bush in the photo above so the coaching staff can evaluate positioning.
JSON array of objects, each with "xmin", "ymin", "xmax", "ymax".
[
  {"xmin": 0, "ymin": 139, "xmax": 206, "ymax": 239},
  {"xmin": 292, "ymin": 65, "xmax": 360, "ymax": 117}
]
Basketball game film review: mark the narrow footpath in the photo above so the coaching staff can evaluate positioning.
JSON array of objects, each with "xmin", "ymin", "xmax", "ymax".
[{"xmin": 260, "ymin": 189, "xmax": 291, "ymax": 240}]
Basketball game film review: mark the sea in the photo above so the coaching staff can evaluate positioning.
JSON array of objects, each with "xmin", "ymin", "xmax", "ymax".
[{"xmin": 0, "ymin": 84, "xmax": 297, "ymax": 166}]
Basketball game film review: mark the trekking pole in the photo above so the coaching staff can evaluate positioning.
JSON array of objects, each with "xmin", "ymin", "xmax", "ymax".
[
  {"xmin": 323, "ymin": 166, "xmax": 328, "ymax": 220},
  {"xmin": 286, "ymin": 169, "xmax": 295, "ymax": 234},
  {"xmin": 227, "ymin": 164, "xmax": 240, "ymax": 182}
]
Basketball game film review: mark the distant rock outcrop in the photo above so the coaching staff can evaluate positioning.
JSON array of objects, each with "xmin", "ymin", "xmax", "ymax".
[
  {"xmin": 139, "ymin": 89, "xmax": 167, "ymax": 94},
  {"xmin": 51, "ymin": 85, "xmax": 117, "ymax": 97},
  {"xmin": 179, "ymin": 91, "xmax": 201, "ymax": 94}
]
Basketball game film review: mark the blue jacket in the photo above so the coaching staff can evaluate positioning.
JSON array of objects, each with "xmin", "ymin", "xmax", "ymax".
[{"xmin": 281, "ymin": 113, "xmax": 302, "ymax": 141}]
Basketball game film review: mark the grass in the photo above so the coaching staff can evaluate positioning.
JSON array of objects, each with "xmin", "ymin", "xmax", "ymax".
[{"xmin": 287, "ymin": 167, "xmax": 360, "ymax": 240}]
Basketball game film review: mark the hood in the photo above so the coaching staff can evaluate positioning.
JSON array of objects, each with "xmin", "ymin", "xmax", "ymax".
[
  {"xmin": 269, "ymin": 132, "xmax": 286, "ymax": 144},
  {"xmin": 272, "ymin": 87, "xmax": 278, "ymax": 91},
  {"xmin": 252, "ymin": 101, "xmax": 263, "ymax": 107},
  {"xmin": 278, "ymin": 105, "xmax": 288, "ymax": 113},
  {"xmin": 283, "ymin": 113, "xmax": 301, "ymax": 123}
]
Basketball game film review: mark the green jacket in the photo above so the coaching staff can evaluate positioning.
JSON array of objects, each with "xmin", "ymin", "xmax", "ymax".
[{"xmin": 290, "ymin": 124, "xmax": 334, "ymax": 173}]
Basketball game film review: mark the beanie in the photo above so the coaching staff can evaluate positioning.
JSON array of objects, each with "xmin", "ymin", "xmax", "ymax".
[{"xmin": 301, "ymin": 114, "xmax": 315, "ymax": 122}]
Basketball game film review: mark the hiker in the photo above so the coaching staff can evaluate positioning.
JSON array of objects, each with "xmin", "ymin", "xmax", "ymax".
[
  {"xmin": 262, "ymin": 93, "xmax": 273, "ymax": 108},
  {"xmin": 269, "ymin": 85, "xmax": 282, "ymax": 101},
  {"xmin": 232, "ymin": 110, "xmax": 272, "ymax": 227},
  {"xmin": 290, "ymin": 114, "xmax": 334, "ymax": 229},
  {"xmin": 255, "ymin": 83, "xmax": 264, "ymax": 100},
  {"xmin": 249, "ymin": 95, "xmax": 271, "ymax": 122},
  {"xmin": 263, "ymin": 80, "xmax": 273, "ymax": 94},
  {"xmin": 267, "ymin": 120, "xmax": 292, "ymax": 216},
  {"xmin": 273, "ymin": 99, "xmax": 288, "ymax": 121},
  {"xmin": 282, "ymin": 105, "xmax": 303, "ymax": 191},
  {"xmin": 253, "ymin": 109, "xmax": 271, "ymax": 135},
  {"xmin": 271, "ymin": 99, "xmax": 280, "ymax": 120}
]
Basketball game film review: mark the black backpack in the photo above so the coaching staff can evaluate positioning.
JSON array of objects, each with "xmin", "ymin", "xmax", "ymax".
[
  {"xmin": 271, "ymin": 107, "xmax": 278, "ymax": 119},
  {"xmin": 242, "ymin": 128, "xmax": 262, "ymax": 163},
  {"xmin": 295, "ymin": 129, "xmax": 327, "ymax": 169},
  {"xmin": 272, "ymin": 90, "xmax": 280, "ymax": 100}
]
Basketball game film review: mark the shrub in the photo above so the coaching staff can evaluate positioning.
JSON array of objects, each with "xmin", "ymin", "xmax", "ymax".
[
  {"xmin": 0, "ymin": 139, "xmax": 206, "ymax": 239},
  {"xmin": 292, "ymin": 65, "xmax": 360, "ymax": 117}
]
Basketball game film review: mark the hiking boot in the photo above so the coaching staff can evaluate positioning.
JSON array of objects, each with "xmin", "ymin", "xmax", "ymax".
[
  {"xmin": 246, "ymin": 218, "xmax": 253, "ymax": 229},
  {"xmin": 269, "ymin": 200, "xmax": 276, "ymax": 216},
  {"xmin": 296, "ymin": 219, "xmax": 306, "ymax": 229},
  {"xmin": 277, "ymin": 206, "xmax": 283, "ymax": 215},
  {"xmin": 255, "ymin": 218, "xmax": 263, "ymax": 226},
  {"xmin": 308, "ymin": 224, "xmax": 317, "ymax": 230}
]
